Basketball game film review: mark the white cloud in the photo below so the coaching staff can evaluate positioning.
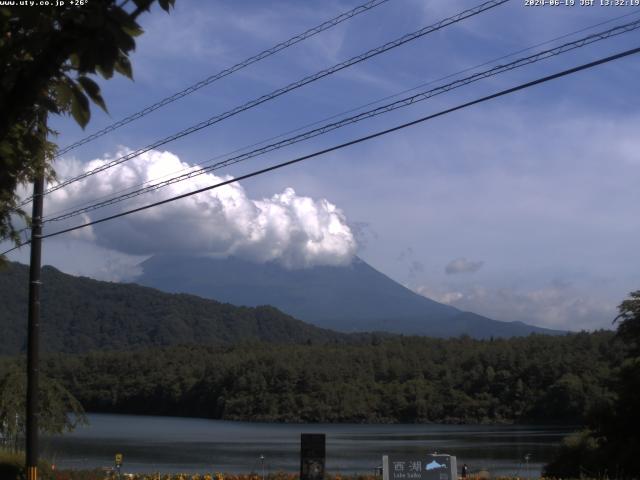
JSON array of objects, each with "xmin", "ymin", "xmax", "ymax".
[
  {"xmin": 414, "ymin": 283, "xmax": 616, "ymax": 330},
  {"xmin": 445, "ymin": 257, "xmax": 484, "ymax": 275},
  {"xmin": 4, "ymin": 238, "xmax": 147, "ymax": 283},
  {"xmin": 415, "ymin": 285, "xmax": 464, "ymax": 305},
  {"xmin": 41, "ymin": 149, "xmax": 357, "ymax": 269}
]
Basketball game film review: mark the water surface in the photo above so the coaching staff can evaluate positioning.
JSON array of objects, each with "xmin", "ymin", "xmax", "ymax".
[{"xmin": 42, "ymin": 413, "xmax": 573, "ymax": 476}]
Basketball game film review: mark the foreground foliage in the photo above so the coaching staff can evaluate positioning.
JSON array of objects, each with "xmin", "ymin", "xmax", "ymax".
[
  {"xmin": 0, "ymin": 330, "xmax": 619, "ymax": 425},
  {"xmin": 0, "ymin": 468, "xmax": 585, "ymax": 480},
  {"xmin": 0, "ymin": 364, "xmax": 87, "ymax": 451},
  {"xmin": 0, "ymin": 448, "xmax": 55, "ymax": 479},
  {"xmin": 544, "ymin": 291, "xmax": 640, "ymax": 479},
  {"xmin": 0, "ymin": 1, "xmax": 175, "ymax": 253}
]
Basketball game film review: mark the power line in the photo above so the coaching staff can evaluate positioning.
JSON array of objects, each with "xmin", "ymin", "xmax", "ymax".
[
  {"xmin": 4, "ymin": 45, "xmax": 638, "ymax": 256},
  {"xmin": 41, "ymin": 19, "xmax": 640, "ymax": 224},
  {"xmin": 40, "ymin": 9, "xmax": 640, "ymax": 222},
  {"xmin": 54, "ymin": 0, "xmax": 392, "ymax": 157},
  {"xmin": 29, "ymin": 0, "xmax": 508, "ymax": 201}
]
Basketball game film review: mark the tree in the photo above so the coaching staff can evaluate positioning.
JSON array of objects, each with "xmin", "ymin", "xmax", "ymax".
[
  {"xmin": 0, "ymin": 364, "xmax": 87, "ymax": 452},
  {"xmin": 544, "ymin": 291, "xmax": 640, "ymax": 479},
  {"xmin": 0, "ymin": 0, "xmax": 175, "ymax": 254},
  {"xmin": 615, "ymin": 290, "xmax": 640, "ymax": 357},
  {"xmin": 600, "ymin": 290, "xmax": 640, "ymax": 476}
]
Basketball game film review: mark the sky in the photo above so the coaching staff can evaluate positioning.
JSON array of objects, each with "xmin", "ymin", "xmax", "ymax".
[{"xmin": 4, "ymin": 0, "xmax": 640, "ymax": 331}]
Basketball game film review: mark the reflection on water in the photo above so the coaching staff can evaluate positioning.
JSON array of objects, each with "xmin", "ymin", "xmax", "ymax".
[{"xmin": 42, "ymin": 413, "xmax": 573, "ymax": 476}]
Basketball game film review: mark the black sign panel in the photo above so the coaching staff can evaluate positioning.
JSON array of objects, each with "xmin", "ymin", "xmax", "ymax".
[{"xmin": 300, "ymin": 433, "xmax": 326, "ymax": 480}]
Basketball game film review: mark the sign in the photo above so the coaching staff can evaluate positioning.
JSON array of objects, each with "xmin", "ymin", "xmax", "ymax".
[
  {"xmin": 300, "ymin": 433, "xmax": 325, "ymax": 480},
  {"xmin": 383, "ymin": 454, "xmax": 457, "ymax": 480},
  {"xmin": 115, "ymin": 453, "xmax": 123, "ymax": 466}
]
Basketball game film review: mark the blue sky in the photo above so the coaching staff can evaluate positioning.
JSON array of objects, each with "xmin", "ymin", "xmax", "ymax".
[{"xmin": 5, "ymin": 0, "xmax": 640, "ymax": 330}]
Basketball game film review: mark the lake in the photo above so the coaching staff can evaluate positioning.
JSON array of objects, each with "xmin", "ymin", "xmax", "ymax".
[{"xmin": 42, "ymin": 413, "xmax": 574, "ymax": 476}]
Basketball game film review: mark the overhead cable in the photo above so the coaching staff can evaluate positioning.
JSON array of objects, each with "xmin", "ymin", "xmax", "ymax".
[
  {"xmin": 41, "ymin": 9, "xmax": 640, "ymax": 222},
  {"xmin": 4, "ymin": 44, "xmax": 638, "ymax": 256},
  {"xmin": 32, "ymin": 0, "xmax": 509, "ymax": 201},
  {"xmin": 42, "ymin": 19, "xmax": 640, "ymax": 223},
  {"xmin": 54, "ymin": 0, "xmax": 392, "ymax": 157}
]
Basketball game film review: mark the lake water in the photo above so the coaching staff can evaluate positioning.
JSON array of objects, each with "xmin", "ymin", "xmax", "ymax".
[{"xmin": 42, "ymin": 413, "xmax": 573, "ymax": 477}]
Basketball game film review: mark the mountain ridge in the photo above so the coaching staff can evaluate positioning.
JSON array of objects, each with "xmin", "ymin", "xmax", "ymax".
[
  {"xmin": 0, "ymin": 261, "xmax": 369, "ymax": 355},
  {"xmin": 136, "ymin": 254, "xmax": 563, "ymax": 338}
]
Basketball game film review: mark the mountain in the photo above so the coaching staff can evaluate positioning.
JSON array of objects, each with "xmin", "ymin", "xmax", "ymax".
[
  {"xmin": 136, "ymin": 254, "xmax": 562, "ymax": 338},
  {"xmin": 0, "ymin": 261, "xmax": 364, "ymax": 355}
]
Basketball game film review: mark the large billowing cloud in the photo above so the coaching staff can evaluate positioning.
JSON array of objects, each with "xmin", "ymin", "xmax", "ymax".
[{"xmin": 41, "ymin": 149, "xmax": 357, "ymax": 269}]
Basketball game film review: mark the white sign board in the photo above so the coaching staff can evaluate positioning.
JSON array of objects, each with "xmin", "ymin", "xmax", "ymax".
[{"xmin": 383, "ymin": 454, "xmax": 457, "ymax": 480}]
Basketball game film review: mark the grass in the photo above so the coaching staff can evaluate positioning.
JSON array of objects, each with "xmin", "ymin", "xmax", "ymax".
[
  {"xmin": 0, "ymin": 448, "xmax": 69, "ymax": 480},
  {"xmin": 0, "ymin": 449, "xmax": 24, "ymax": 479}
]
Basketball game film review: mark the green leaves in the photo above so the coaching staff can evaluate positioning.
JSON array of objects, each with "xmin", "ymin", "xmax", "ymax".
[
  {"xmin": 0, "ymin": 0, "xmax": 176, "ymax": 254},
  {"xmin": 52, "ymin": 76, "xmax": 92, "ymax": 130},
  {"xmin": 77, "ymin": 76, "xmax": 107, "ymax": 112},
  {"xmin": 70, "ymin": 83, "xmax": 90, "ymax": 128},
  {"xmin": 158, "ymin": 0, "xmax": 177, "ymax": 12},
  {"xmin": 69, "ymin": 52, "xmax": 81, "ymax": 69},
  {"xmin": 121, "ymin": 22, "xmax": 144, "ymax": 38},
  {"xmin": 53, "ymin": 78, "xmax": 73, "ymax": 108},
  {"xmin": 114, "ymin": 52, "xmax": 133, "ymax": 79},
  {"xmin": 616, "ymin": 290, "xmax": 640, "ymax": 356},
  {"xmin": 0, "ymin": 364, "xmax": 87, "ymax": 449},
  {"xmin": 545, "ymin": 293, "xmax": 640, "ymax": 478},
  {"xmin": 54, "ymin": 75, "xmax": 106, "ymax": 130}
]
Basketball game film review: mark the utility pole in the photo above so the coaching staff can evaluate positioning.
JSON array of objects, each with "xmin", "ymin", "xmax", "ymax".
[
  {"xmin": 26, "ymin": 174, "xmax": 44, "ymax": 480},
  {"xmin": 26, "ymin": 112, "xmax": 46, "ymax": 480}
]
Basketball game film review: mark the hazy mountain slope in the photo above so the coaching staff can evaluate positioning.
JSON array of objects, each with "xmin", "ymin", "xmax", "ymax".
[
  {"xmin": 136, "ymin": 254, "xmax": 562, "ymax": 338},
  {"xmin": 0, "ymin": 261, "xmax": 359, "ymax": 355}
]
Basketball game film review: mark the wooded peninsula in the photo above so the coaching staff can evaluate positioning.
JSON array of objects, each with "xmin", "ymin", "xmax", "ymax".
[{"xmin": 1, "ymin": 331, "xmax": 618, "ymax": 425}]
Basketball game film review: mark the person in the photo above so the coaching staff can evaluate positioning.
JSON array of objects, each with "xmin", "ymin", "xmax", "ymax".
[{"xmin": 462, "ymin": 464, "xmax": 469, "ymax": 478}]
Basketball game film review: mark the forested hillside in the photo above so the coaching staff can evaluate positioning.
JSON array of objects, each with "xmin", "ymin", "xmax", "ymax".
[
  {"xmin": 1, "ymin": 331, "xmax": 618, "ymax": 424},
  {"xmin": 0, "ymin": 262, "xmax": 364, "ymax": 354}
]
